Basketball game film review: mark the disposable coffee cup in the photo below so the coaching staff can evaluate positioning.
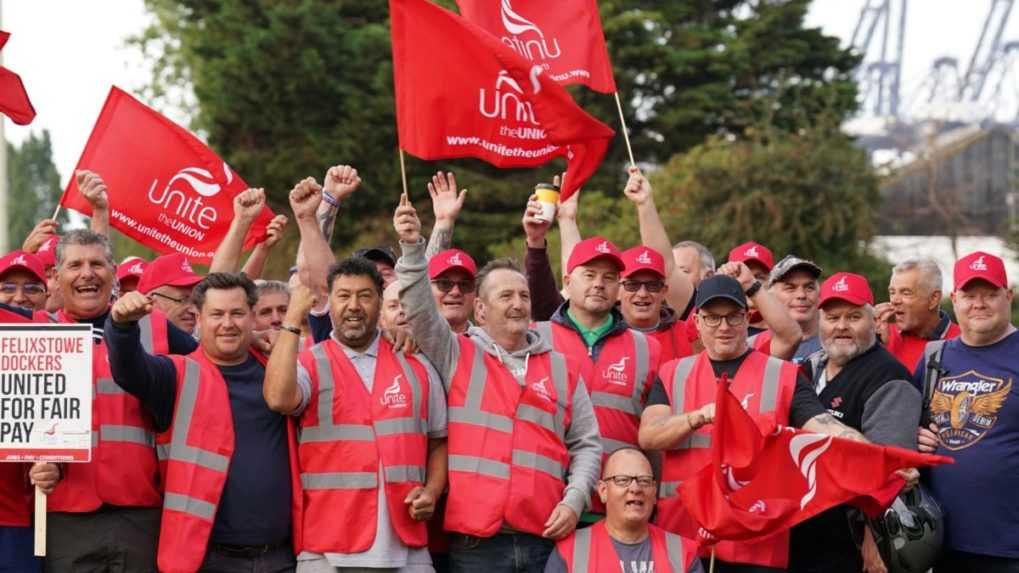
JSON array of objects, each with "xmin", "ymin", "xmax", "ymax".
[{"xmin": 535, "ymin": 183, "xmax": 560, "ymax": 222}]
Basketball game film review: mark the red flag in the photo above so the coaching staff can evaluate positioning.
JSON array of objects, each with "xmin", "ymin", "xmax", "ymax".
[
  {"xmin": 456, "ymin": 0, "xmax": 617, "ymax": 93},
  {"xmin": 61, "ymin": 87, "xmax": 273, "ymax": 264},
  {"xmin": 676, "ymin": 376, "xmax": 952, "ymax": 546},
  {"xmin": 0, "ymin": 31, "xmax": 36, "ymax": 125},
  {"xmin": 390, "ymin": 0, "xmax": 615, "ymax": 200}
]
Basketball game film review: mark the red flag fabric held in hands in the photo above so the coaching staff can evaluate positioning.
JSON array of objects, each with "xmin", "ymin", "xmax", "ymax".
[
  {"xmin": 61, "ymin": 87, "xmax": 274, "ymax": 263},
  {"xmin": 455, "ymin": 0, "xmax": 617, "ymax": 93},
  {"xmin": 0, "ymin": 31, "xmax": 36, "ymax": 125},
  {"xmin": 390, "ymin": 0, "xmax": 615, "ymax": 200},
  {"xmin": 676, "ymin": 375, "xmax": 953, "ymax": 546}
]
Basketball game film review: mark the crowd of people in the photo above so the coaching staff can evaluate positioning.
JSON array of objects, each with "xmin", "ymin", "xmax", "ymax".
[{"xmin": 0, "ymin": 164, "xmax": 1015, "ymax": 573}]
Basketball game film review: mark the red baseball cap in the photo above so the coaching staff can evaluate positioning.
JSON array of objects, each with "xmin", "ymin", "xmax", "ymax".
[
  {"xmin": 117, "ymin": 257, "xmax": 148, "ymax": 283},
  {"xmin": 728, "ymin": 241, "xmax": 775, "ymax": 271},
  {"xmin": 428, "ymin": 249, "xmax": 477, "ymax": 279},
  {"xmin": 137, "ymin": 253, "xmax": 203, "ymax": 294},
  {"xmin": 567, "ymin": 236, "xmax": 624, "ymax": 274},
  {"xmin": 36, "ymin": 235, "xmax": 60, "ymax": 268},
  {"xmin": 819, "ymin": 272, "xmax": 873, "ymax": 307},
  {"xmin": 954, "ymin": 251, "xmax": 1008, "ymax": 291},
  {"xmin": 0, "ymin": 250, "xmax": 47, "ymax": 284},
  {"xmin": 621, "ymin": 246, "xmax": 665, "ymax": 278}
]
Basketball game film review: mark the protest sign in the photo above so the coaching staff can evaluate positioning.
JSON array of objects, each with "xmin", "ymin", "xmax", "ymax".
[{"xmin": 0, "ymin": 324, "xmax": 93, "ymax": 463}]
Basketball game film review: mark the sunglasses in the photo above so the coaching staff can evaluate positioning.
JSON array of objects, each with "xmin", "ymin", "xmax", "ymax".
[
  {"xmin": 0, "ymin": 282, "xmax": 45, "ymax": 296},
  {"xmin": 622, "ymin": 280, "xmax": 666, "ymax": 293},
  {"xmin": 151, "ymin": 291, "xmax": 189, "ymax": 305},
  {"xmin": 431, "ymin": 278, "xmax": 476, "ymax": 294}
]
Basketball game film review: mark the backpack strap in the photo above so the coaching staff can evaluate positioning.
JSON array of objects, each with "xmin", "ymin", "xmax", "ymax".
[{"xmin": 920, "ymin": 340, "xmax": 948, "ymax": 427}]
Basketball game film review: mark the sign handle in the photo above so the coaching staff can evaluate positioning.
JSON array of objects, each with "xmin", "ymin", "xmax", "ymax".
[
  {"xmin": 708, "ymin": 548, "xmax": 715, "ymax": 573},
  {"xmin": 34, "ymin": 486, "xmax": 46, "ymax": 556}
]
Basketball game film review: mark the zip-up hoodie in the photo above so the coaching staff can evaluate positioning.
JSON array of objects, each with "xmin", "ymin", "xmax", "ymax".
[{"xmin": 396, "ymin": 237, "xmax": 602, "ymax": 519}]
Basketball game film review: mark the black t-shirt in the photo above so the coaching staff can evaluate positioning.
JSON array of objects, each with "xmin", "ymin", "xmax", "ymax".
[{"xmin": 645, "ymin": 351, "xmax": 826, "ymax": 427}]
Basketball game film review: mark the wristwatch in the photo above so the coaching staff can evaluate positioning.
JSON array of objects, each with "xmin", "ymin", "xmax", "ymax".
[
  {"xmin": 281, "ymin": 324, "xmax": 302, "ymax": 336},
  {"xmin": 744, "ymin": 280, "xmax": 762, "ymax": 298}
]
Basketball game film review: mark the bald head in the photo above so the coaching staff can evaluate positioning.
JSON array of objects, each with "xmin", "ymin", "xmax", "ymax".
[{"xmin": 603, "ymin": 447, "xmax": 652, "ymax": 478}]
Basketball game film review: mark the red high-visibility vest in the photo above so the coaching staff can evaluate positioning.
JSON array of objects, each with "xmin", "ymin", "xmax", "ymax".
[
  {"xmin": 156, "ymin": 348, "xmax": 301, "ymax": 573},
  {"xmin": 445, "ymin": 336, "xmax": 577, "ymax": 537},
  {"xmin": 651, "ymin": 320, "xmax": 694, "ymax": 365},
  {"xmin": 42, "ymin": 309, "xmax": 168, "ymax": 512},
  {"xmin": 657, "ymin": 350, "xmax": 798, "ymax": 569},
  {"xmin": 557, "ymin": 520, "xmax": 696, "ymax": 573},
  {"xmin": 296, "ymin": 337, "xmax": 431, "ymax": 553}
]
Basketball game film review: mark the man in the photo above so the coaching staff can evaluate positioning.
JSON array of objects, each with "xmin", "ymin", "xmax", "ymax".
[
  {"xmin": 619, "ymin": 246, "xmax": 693, "ymax": 364},
  {"xmin": 0, "ymin": 230, "xmax": 196, "ymax": 573},
  {"xmin": 264, "ymin": 257, "xmax": 447, "ymax": 572},
  {"xmin": 545, "ymin": 448, "xmax": 703, "ymax": 573},
  {"xmin": 0, "ymin": 250, "xmax": 48, "ymax": 311},
  {"xmin": 254, "ymin": 280, "xmax": 291, "ymax": 332},
  {"xmin": 106, "ymin": 272, "xmax": 296, "ymax": 573},
  {"xmin": 355, "ymin": 246, "xmax": 399, "ymax": 287},
  {"xmin": 672, "ymin": 241, "xmax": 715, "ymax": 289},
  {"xmin": 788, "ymin": 272, "xmax": 921, "ymax": 573},
  {"xmin": 639, "ymin": 273, "xmax": 866, "ymax": 573},
  {"xmin": 916, "ymin": 251, "xmax": 1018, "ymax": 572},
  {"xmin": 727, "ymin": 241, "xmax": 774, "ymax": 335},
  {"xmin": 429, "ymin": 248, "xmax": 477, "ymax": 334},
  {"xmin": 116, "ymin": 256, "xmax": 147, "ymax": 295},
  {"xmin": 138, "ymin": 252, "xmax": 203, "ymax": 334},
  {"xmin": 381, "ymin": 281, "xmax": 411, "ymax": 340},
  {"xmin": 755, "ymin": 255, "xmax": 824, "ymax": 363},
  {"xmin": 394, "ymin": 195, "xmax": 601, "ymax": 572},
  {"xmin": 876, "ymin": 258, "xmax": 961, "ymax": 371}
]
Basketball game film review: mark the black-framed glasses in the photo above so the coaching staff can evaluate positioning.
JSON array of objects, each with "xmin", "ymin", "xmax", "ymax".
[
  {"xmin": 602, "ymin": 474, "xmax": 656, "ymax": 489},
  {"xmin": 151, "ymin": 291, "xmax": 189, "ymax": 305},
  {"xmin": 0, "ymin": 282, "xmax": 45, "ymax": 296},
  {"xmin": 700, "ymin": 312, "xmax": 747, "ymax": 328},
  {"xmin": 431, "ymin": 278, "xmax": 476, "ymax": 294},
  {"xmin": 622, "ymin": 280, "xmax": 665, "ymax": 293}
]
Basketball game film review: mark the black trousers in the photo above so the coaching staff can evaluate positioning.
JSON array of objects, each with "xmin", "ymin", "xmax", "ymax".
[
  {"xmin": 935, "ymin": 549, "xmax": 1019, "ymax": 573},
  {"xmin": 44, "ymin": 506, "xmax": 160, "ymax": 573}
]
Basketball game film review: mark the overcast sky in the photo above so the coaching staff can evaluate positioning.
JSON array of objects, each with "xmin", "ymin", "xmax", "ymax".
[{"xmin": 4, "ymin": 0, "xmax": 1018, "ymax": 182}]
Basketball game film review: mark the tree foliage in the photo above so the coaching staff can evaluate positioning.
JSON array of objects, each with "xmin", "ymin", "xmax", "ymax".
[
  {"xmin": 134, "ymin": 0, "xmax": 860, "ymax": 277},
  {"xmin": 7, "ymin": 130, "xmax": 63, "ymax": 249}
]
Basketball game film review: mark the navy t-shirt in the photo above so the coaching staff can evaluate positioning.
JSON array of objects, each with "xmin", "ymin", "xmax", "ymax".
[{"xmin": 913, "ymin": 330, "xmax": 1019, "ymax": 558}]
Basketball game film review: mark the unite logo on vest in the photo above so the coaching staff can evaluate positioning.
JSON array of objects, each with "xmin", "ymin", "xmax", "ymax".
[
  {"xmin": 602, "ymin": 356, "xmax": 629, "ymax": 386},
  {"xmin": 380, "ymin": 375, "xmax": 409, "ymax": 409},
  {"xmin": 531, "ymin": 377, "xmax": 554, "ymax": 402}
]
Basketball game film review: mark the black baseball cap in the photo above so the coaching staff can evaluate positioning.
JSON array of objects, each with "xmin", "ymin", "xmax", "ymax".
[
  {"xmin": 353, "ymin": 246, "xmax": 397, "ymax": 268},
  {"xmin": 694, "ymin": 275, "xmax": 747, "ymax": 309}
]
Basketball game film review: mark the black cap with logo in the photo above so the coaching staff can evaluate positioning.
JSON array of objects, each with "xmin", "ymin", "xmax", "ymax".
[
  {"xmin": 694, "ymin": 275, "xmax": 748, "ymax": 309},
  {"xmin": 353, "ymin": 246, "xmax": 398, "ymax": 268}
]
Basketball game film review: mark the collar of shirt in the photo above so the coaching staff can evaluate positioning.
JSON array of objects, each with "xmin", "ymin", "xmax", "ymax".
[
  {"xmin": 566, "ymin": 307, "xmax": 614, "ymax": 348},
  {"xmin": 932, "ymin": 310, "xmax": 953, "ymax": 339},
  {"xmin": 329, "ymin": 329, "xmax": 381, "ymax": 360}
]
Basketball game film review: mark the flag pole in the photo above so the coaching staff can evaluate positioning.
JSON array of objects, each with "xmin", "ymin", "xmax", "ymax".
[
  {"xmin": 613, "ymin": 91, "xmax": 636, "ymax": 168},
  {"xmin": 398, "ymin": 148, "xmax": 409, "ymax": 200},
  {"xmin": 51, "ymin": 204, "xmax": 62, "ymax": 221},
  {"xmin": 709, "ymin": 548, "xmax": 716, "ymax": 573}
]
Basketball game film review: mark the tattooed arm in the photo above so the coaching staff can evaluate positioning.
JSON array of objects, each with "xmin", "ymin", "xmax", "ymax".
[
  {"xmin": 424, "ymin": 171, "xmax": 467, "ymax": 259},
  {"xmin": 802, "ymin": 412, "xmax": 869, "ymax": 443},
  {"xmin": 638, "ymin": 403, "xmax": 715, "ymax": 451}
]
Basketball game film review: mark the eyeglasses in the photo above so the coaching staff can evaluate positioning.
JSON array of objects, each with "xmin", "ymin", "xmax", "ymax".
[
  {"xmin": 622, "ymin": 280, "xmax": 665, "ymax": 293},
  {"xmin": 431, "ymin": 278, "xmax": 476, "ymax": 294},
  {"xmin": 0, "ymin": 282, "xmax": 45, "ymax": 296},
  {"xmin": 151, "ymin": 291, "xmax": 189, "ymax": 305},
  {"xmin": 602, "ymin": 474, "xmax": 656, "ymax": 489},
  {"xmin": 699, "ymin": 312, "xmax": 747, "ymax": 328}
]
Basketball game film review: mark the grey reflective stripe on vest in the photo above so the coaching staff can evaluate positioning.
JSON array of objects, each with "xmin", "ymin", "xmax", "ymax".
[
  {"xmin": 631, "ymin": 330, "xmax": 650, "ymax": 414},
  {"xmin": 664, "ymin": 531, "xmax": 686, "ymax": 572},
  {"xmin": 536, "ymin": 321, "xmax": 554, "ymax": 347},
  {"xmin": 100, "ymin": 424, "xmax": 154, "ymax": 447},
  {"xmin": 166, "ymin": 360, "xmax": 229, "ymax": 472},
  {"xmin": 590, "ymin": 392, "xmax": 639, "ymax": 415},
  {"xmin": 164, "ymin": 492, "xmax": 216, "ymax": 521},
  {"xmin": 448, "ymin": 338, "xmax": 514, "ymax": 433},
  {"xmin": 448, "ymin": 454, "xmax": 510, "ymax": 479},
  {"xmin": 97, "ymin": 378, "xmax": 125, "ymax": 395},
  {"xmin": 747, "ymin": 333, "xmax": 760, "ymax": 347},
  {"xmin": 301, "ymin": 472, "xmax": 377, "ymax": 490},
  {"xmin": 548, "ymin": 351, "xmax": 569, "ymax": 436},
  {"xmin": 156, "ymin": 443, "xmax": 169, "ymax": 461},
  {"xmin": 511, "ymin": 449, "xmax": 564, "ymax": 480},
  {"xmin": 385, "ymin": 465, "xmax": 426, "ymax": 483},
  {"xmin": 659, "ymin": 480, "xmax": 682, "ymax": 499},
  {"xmin": 669, "ymin": 357, "xmax": 697, "ymax": 416},
  {"xmin": 760, "ymin": 356, "xmax": 783, "ymax": 414},
  {"xmin": 300, "ymin": 344, "xmax": 376, "ymax": 442},
  {"xmin": 572, "ymin": 526, "xmax": 594, "ymax": 573},
  {"xmin": 517, "ymin": 404, "xmax": 557, "ymax": 434},
  {"xmin": 138, "ymin": 315, "xmax": 155, "ymax": 354}
]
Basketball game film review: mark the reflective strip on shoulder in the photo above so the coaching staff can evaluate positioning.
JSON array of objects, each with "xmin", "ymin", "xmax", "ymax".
[
  {"xmin": 590, "ymin": 391, "xmax": 638, "ymax": 416},
  {"xmin": 167, "ymin": 359, "xmax": 229, "ymax": 473},
  {"xmin": 664, "ymin": 531, "xmax": 686, "ymax": 572},
  {"xmin": 536, "ymin": 321, "xmax": 554, "ymax": 347},
  {"xmin": 549, "ymin": 351, "xmax": 569, "ymax": 436},
  {"xmin": 395, "ymin": 352, "xmax": 423, "ymax": 417},
  {"xmin": 164, "ymin": 492, "xmax": 216, "ymax": 522},
  {"xmin": 760, "ymin": 356, "xmax": 783, "ymax": 414},
  {"xmin": 138, "ymin": 315, "xmax": 155, "ymax": 354},
  {"xmin": 100, "ymin": 424, "xmax": 154, "ymax": 447},
  {"xmin": 659, "ymin": 480, "xmax": 682, "ymax": 499},
  {"xmin": 301, "ymin": 472, "xmax": 377, "ymax": 490},
  {"xmin": 465, "ymin": 338, "xmax": 491, "ymax": 410},
  {"xmin": 572, "ymin": 525, "xmax": 593, "ymax": 573},
  {"xmin": 311, "ymin": 344, "xmax": 335, "ymax": 427},
  {"xmin": 511, "ymin": 449, "xmax": 564, "ymax": 480},
  {"xmin": 747, "ymin": 333, "xmax": 760, "ymax": 347},
  {"xmin": 631, "ymin": 331, "xmax": 650, "ymax": 414},
  {"xmin": 448, "ymin": 454, "xmax": 510, "ymax": 480},
  {"xmin": 384, "ymin": 464, "xmax": 426, "ymax": 483},
  {"xmin": 448, "ymin": 407, "xmax": 513, "ymax": 433},
  {"xmin": 669, "ymin": 357, "xmax": 697, "ymax": 415},
  {"xmin": 96, "ymin": 378, "xmax": 125, "ymax": 395}
]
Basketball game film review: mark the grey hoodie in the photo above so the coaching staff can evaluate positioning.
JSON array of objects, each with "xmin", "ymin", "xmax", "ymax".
[{"xmin": 396, "ymin": 238, "xmax": 602, "ymax": 519}]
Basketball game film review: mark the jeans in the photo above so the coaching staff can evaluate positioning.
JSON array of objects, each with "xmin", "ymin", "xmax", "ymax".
[
  {"xmin": 449, "ymin": 533, "xmax": 553, "ymax": 573},
  {"xmin": 0, "ymin": 526, "xmax": 41, "ymax": 573},
  {"xmin": 200, "ymin": 543, "xmax": 295, "ymax": 573}
]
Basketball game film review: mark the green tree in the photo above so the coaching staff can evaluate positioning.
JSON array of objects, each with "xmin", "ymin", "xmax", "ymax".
[
  {"xmin": 7, "ymin": 130, "xmax": 63, "ymax": 249},
  {"xmin": 135, "ymin": 0, "xmax": 859, "ymax": 276}
]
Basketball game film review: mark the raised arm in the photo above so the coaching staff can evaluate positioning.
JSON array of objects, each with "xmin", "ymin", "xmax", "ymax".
[
  {"xmin": 263, "ymin": 279, "xmax": 317, "ymax": 413},
  {"xmin": 556, "ymin": 174, "xmax": 582, "ymax": 279},
  {"xmin": 623, "ymin": 167, "xmax": 693, "ymax": 312},
  {"xmin": 425, "ymin": 171, "xmax": 467, "ymax": 258},
  {"xmin": 240, "ymin": 214, "xmax": 288, "ymax": 279},
  {"xmin": 76, "ymin": 170, "xmax": 110, "ymax": 237},
  {"xmin": 719, "ymin": 261, "xmax": 802, "ymax": 360},
  {"xmin": 22, "ymin": 219, "xmax": 59, "ymax": 254},
  {"xmin": 522, "ymin": 192, "xmax": 564, "ymax": 320},
  {"xmin": 290, "ymin": 177, "xmax": 333, "ymax": 302},
  {"xmin": 210, "ymin": 187, "xmax": 268, "ymax": 273},
  {"xmin": 394, "ymin": 194, "xmax": 460, "ymax": 384}
]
